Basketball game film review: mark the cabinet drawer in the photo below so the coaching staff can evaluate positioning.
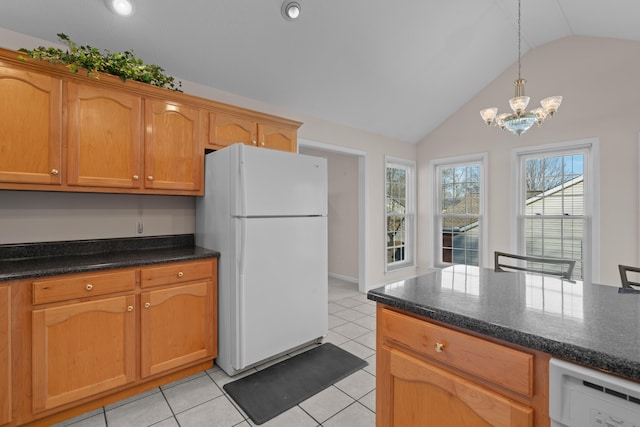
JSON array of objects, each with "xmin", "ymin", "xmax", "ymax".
[
  {"xmin": 141, "ymin": 260, "xmax": 213, "ymax": 288},
  {"xmin": 33, "ymin": 270, "xmax": 136, "ymax": 305},
  {"xmin": 379, "ymin": 307, "xmax": 533, "ymax": 396}
]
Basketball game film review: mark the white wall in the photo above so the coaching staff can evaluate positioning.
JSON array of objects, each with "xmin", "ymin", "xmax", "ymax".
[
  {"xmin": 0, "ymin": 191, "xmax": 194, "ymax": 243},
  {"xmin": 0, "ymin": 27, "xmax": 417, "ymax": 290},
  {"xmin": 417, "ymin": 36, "xmax": 640, "ymax": 285}
]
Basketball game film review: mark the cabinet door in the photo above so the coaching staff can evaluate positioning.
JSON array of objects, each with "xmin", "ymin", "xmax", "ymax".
[
  {"xmin": 32, "ymin": 295, "xmax": 136, "ymax": 412},
  {"xmin": 258, "ymin": 123, "xmax": 297, "ymax": 152},
  {"xmin": 140, "ymin": 281, "xmax": 215, "ymax": 377},
  {"xmin": 66, "ymin": 82, "xmax": 143, "ymax": 189},
  {"xmin": 0, "ymin": 65, "xmax": 62, "ymax": 185},
  {"xmin": 378, "ymin": 347, "xmax": 533, "ymax": 427},
  {"xmin": 0, "ymin": 286, "xmax": 10, "ymax": 425},
  {"xmin": 144, "ymin": 100, "xmax": 203, "ymax": 192},
  {"xmin": 207, "ymin": 111, "xmax": 258, "ymax": 148}
]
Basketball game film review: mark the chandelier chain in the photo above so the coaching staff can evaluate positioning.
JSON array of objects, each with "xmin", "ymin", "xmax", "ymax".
[{"xmin": 517, "ymin": 0, "xmax": 521, "ymax": 80}]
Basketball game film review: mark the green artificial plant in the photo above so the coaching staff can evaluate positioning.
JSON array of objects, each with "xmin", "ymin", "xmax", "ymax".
[{"xmin": 18, "ymin": 33, "xmax": 181, "ymax": 91}]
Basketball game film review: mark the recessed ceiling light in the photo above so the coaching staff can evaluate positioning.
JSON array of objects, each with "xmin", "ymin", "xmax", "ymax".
[
  {"xmin": 281, "ymin": 1, "xmax": 301, "ymax": 20},
  {"xmin": 105, "ymin": 0, "xmax": 135, "ymax": 17}
]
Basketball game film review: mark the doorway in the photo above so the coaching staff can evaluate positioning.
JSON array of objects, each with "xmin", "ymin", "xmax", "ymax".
[{"xmin": 298, "ymin": 139, "xmax": 367, "ymax": 293}]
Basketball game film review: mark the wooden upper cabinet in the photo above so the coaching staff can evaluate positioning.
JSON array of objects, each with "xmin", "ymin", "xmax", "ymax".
[
  {"xmin": 0, "ymin": 48, "xmax": 302, "ymax": 194},
  {"xmin": 207, "ymin": 111, "xmax": 299, "ymax": 152},
  {"xmin": 208, "ymin": 111, "xmax": 257, "ymax": 148},
  {"xmin": 0, "ymin": 65, "xmax": 62, "ymax": 185},
  {"xmin": 144, "ymin": 99, "xmax": 203, "ymax": 192},
  {"xmin": 259, "ymin": 122, "xmax": 297, "ymax": 152},
  {"xmin": 66, "ymin": 82, "xmax": 143, "ymax": 189}
]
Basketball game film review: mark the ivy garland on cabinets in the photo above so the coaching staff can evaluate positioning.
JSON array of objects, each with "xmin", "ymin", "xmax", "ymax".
[{"xmin": 18, "ymin": 33, "xmax": 182, "ymax": 91}]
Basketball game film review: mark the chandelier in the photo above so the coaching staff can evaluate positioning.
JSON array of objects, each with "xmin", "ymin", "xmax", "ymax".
[{"xmin": 480, "ymin": 0, "xmax": 562, "ymax": 135}]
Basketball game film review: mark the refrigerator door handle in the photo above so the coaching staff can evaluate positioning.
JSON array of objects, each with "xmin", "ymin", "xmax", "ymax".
[
  {"xmin": 235, "ymin": 217, "xmax": 247, "ymax": 368},
  {"xmin": 238, "ymin": 144, "xmax": 248, "ymax": 217},
  {"xmin": 238, "ymin": 218, "xmax": 247, "ymax": 276}
]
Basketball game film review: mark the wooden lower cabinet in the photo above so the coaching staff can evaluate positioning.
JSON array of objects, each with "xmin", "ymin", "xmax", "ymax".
[
  {"xmin": 32, "ymin": 295, "xmax": 137, "ymax": 413},
  {"xmin": 377, "ymin": 305, "xmax": 549, "ymax": 427},
  {"xmin": 1, "ymin": 286, "xmax": 10, "ymax": 425},
  {"xmin": 7, "ymin": 258, "xmax": 218, "ymax": 426},
  {"xmin": 382, "ymin": 347, "xmax": 533, "ymax": 426},
  {"xmin": 141, "ymin": 281, "xmax": 215, "ymax": 377}
]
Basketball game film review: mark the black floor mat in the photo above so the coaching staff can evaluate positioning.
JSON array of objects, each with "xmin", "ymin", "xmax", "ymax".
[{"xmin": 223, "ymin": 343, "xmax": 368, "ymax": 425}]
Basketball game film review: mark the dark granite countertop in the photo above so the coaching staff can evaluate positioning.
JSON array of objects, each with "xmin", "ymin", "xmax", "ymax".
[
  {"xmin": 367, "ymin": 265, "xmax": 640, "ymax": 383},
  {"xmin": 0, "ymin": 234, "xmax": 219, "ymax": 282}
]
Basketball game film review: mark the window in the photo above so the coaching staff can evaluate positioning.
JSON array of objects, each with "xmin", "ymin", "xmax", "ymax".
[
  {"xmin": 514, "ymin": 140, "xmax": 598, "ymax": 282},
  {"xmin": 385, "ymin": 157, "xmax": 415, "ymax": 271},
  {"xmin": 433, "ymin": 154, "xmax": 487, "ymax": 267}
]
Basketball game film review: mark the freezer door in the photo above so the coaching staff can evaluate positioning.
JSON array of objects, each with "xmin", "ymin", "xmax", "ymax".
[
  {"xmin": 233, "ymin": 144, "xmax": 327, "ymax": 217},
  {"xmin": 234, "ymin": 216, "xmax": 328, "ymax": 370}
]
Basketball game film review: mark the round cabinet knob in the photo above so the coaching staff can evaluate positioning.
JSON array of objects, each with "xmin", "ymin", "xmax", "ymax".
[
  {"xmin": 147, "ymin": 176, "xmax": 154, "ymax": 181},
  {"xmin": 144, "ymin": 302, "xmax": 151, "ymax": 309},
  {"xmin": 133, "ymin": 175, "xmax": 139, "ymax": 180},
  {"xmin": 50, "ymin": 169, "xmax": 59, "ymax": 176},
  {"xmin": 127, "ymin": 306, "xmax": 134, "ymax": 312},
  {"xmin": 434, "ymin": 342, "xmax": 445, "ymax": 353},
  {"xmin": 260, "ymin": 141, "xmax": 265, "ymax": 146},
  {"xmin": 178, "ymin": 271, "xmax": 184, "ymax": 278},
  {"xmin": 252, "ymin": 140, "xmax": 257, "ymax": 145},
  {"xmin": 85, "ymin": 284, "xmax": 93, "ymax": 291}
]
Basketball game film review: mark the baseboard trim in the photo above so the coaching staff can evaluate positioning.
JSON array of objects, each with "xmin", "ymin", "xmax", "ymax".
[{"xmin": 328, "ymin": 272, "xmax": 358, "ymax": 284}]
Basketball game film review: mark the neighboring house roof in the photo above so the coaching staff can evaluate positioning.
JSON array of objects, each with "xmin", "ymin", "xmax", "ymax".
[
  {"xmin": 525, "ymin": 175, "xmax": 584, "ymax": 216},
  {"xmin": 443, "ymin": 175, "xmax": 585, "ymax": 232}
]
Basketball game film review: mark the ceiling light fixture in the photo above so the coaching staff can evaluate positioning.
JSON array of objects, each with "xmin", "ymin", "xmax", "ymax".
[
  {"xmin": 281, "ymin": 1, "xmax": 301, "ymax": 20},
  {"xmin": 105, "ymin": 0, "xmax": 135, "ymax": 17},
  {"xmin": 480, "ymin": 0, "xmax": 562, "ymax": 136}
]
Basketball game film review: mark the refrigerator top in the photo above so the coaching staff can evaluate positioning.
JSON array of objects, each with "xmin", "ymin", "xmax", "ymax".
[{"xmin": 208, "ymin": 143, "xmax": 328, "ymax": 218}]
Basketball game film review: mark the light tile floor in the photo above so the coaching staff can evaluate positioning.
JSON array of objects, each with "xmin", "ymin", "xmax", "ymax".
[{"xmin": 54, "ymin": 277, "xmax": 376, "ymax": 427}]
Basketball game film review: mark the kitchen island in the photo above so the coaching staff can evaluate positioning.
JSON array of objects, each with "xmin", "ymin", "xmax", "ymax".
[
  {"xmin": 0, "ymin": 234, "xmax": 219, "ymax": 427},
  {"xmin": 367, "ymin": 264, "xmax": 640, "ymax": 426}
]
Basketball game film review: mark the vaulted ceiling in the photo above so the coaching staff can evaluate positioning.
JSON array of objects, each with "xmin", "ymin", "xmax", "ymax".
[{"xmin": 1, "ymin": 0, "xmax": 639, "ymax": 143}]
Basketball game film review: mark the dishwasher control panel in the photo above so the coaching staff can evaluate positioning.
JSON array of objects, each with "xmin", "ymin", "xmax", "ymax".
[{"xmin": 591, "ymin": 408, "xmax": 637, "ymax": 427}]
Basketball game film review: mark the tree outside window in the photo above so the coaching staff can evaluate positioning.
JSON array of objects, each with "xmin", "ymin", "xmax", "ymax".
[
  {"xmin": 521, "ymin": 152, "xmax": 585, "ymax": 280},
  {"xmin": 438, "ymin": 164, "xmax": 481, "ymax": 266},
  {"xmin": 386, "ymin": 158, "xmax": 415, "ymax": 270}
]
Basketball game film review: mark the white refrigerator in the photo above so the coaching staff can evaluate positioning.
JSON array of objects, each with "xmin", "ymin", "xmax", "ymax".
[{"xmin": 195, "ymin": 143, "xmax": 328, "ymax": 376}]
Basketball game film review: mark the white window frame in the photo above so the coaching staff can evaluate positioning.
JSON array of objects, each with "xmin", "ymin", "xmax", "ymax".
[
  {"xmin": 385, "ymin": 156, "xmax": 416, "ymax": 272},
  {"xmin": 511, "ymin": 138, "xmax": 600, "ymax": 283},
  {"xmin": 431, "ymin": 153, "xmax": 488, "ymax": 268}
]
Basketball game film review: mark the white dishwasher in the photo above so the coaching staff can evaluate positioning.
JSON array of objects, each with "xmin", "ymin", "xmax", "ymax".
[{"xmin": 549, "ymin": 358, "xmax": 640, "ymax": 427}]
